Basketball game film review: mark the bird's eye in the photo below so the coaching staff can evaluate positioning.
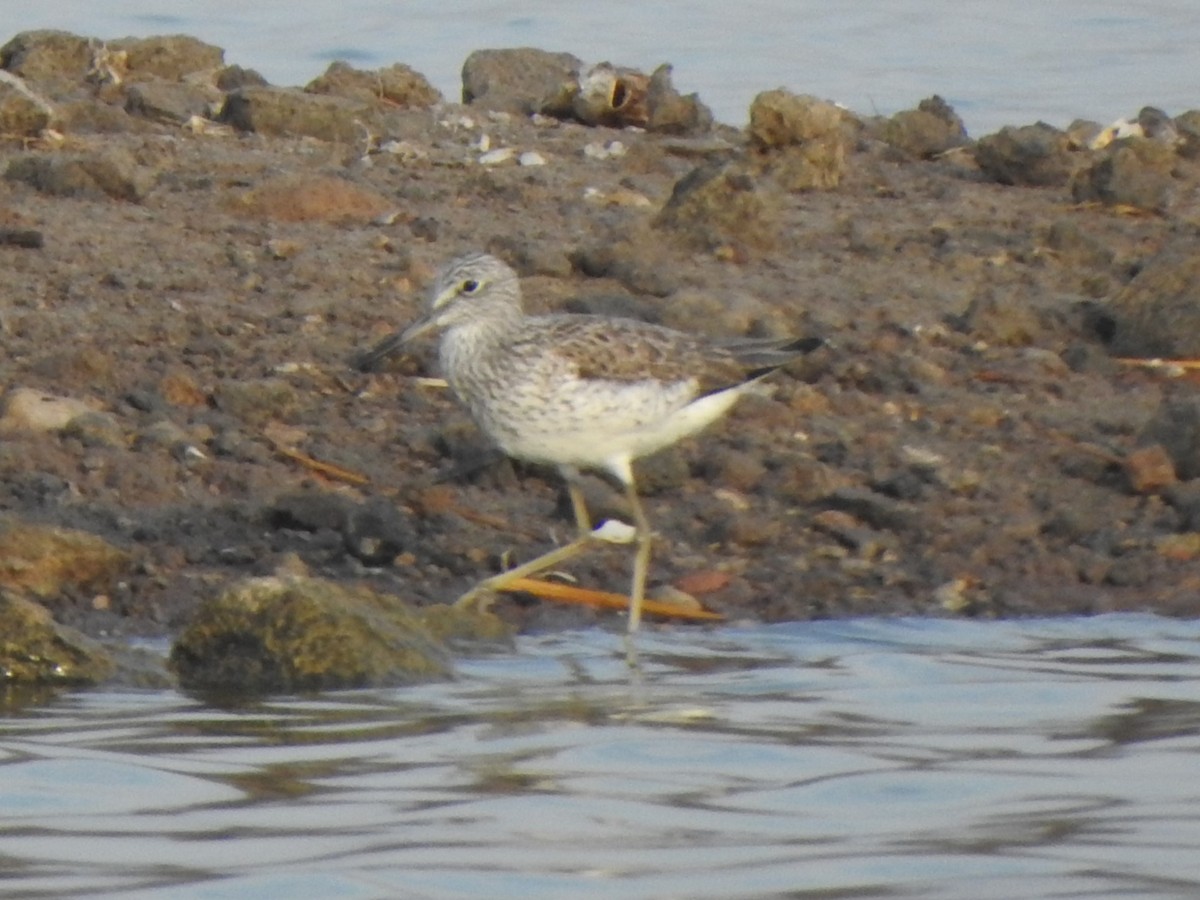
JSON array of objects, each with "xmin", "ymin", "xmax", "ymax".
[{"xmin": 461, "ymin": 279, "xmax": 479, "ymax": 293}]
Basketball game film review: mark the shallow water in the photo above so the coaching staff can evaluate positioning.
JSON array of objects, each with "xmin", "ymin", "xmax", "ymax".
[
  {"xmin": 10, "ymin": 1, "xmax": 1200, "ymax": 134},
  {"xmin": 3, "ymin": 614, "xmax": 1200, "ymax": 899}
]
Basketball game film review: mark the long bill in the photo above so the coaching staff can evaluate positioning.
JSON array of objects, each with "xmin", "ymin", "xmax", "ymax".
[{"xmin": 353, "ymin": 314, "xmax": 439, "ymax": 372}]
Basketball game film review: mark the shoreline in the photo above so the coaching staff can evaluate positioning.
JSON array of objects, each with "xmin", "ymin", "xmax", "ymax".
[{"xmin": 1, "ymin": 29, "xmax": 1199, "ymax": 689}]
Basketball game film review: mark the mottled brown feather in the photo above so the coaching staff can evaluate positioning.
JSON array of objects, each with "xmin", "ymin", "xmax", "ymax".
[{"xmin": 509, "ymin": 315, "xmax": 761, "ymax": 395}]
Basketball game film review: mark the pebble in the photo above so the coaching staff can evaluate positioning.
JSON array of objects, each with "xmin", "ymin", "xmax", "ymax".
[
  {"xmin": 0, "ymin": 387, "xmax": 97, "ymax": 433},
  {"xmin": 478, "ymin": 147, "xmax": 517, "ymax": 166}
]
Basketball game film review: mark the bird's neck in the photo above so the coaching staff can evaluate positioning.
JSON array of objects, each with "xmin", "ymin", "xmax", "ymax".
[{"xmin": 439, "ymin": 306, "xmax": 522, "ymax": 377}]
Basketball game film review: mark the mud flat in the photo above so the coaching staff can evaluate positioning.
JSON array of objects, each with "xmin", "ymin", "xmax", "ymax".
[{"xmin": 2, "ymin": 32, "xmax": 1199, "ymax": 689}]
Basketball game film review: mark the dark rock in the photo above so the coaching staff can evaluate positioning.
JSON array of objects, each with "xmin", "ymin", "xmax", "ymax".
[
  {"xmin": 1175, "ymin": 109, "xmax": 1200, "ymax": 159},
  {"xmin": 215, "ymin": 64, "xmax": 268, "ymax": 91},
  {"xmin": 220, "ymin": 86, "xmax": 376, "ymax": 142},
  {"xmin": 461, "ymin": 47, "xmax": 581, "ymax": 115},
  {"xmin": 0, "ymin": 227, "xmax": 44, "ymax": 248},
  {"xmin": 4, "ymin": 149, "xmax": 152, "ymax": 201},
  {"xmin": 305, "ymin": 60, "xmax": 441, "ymax": 109},
  {"xmin": 343, "ymin": 497, "xmax": 411, "ymax": 565},
  {"xmin": 1139, "ymin": 393, "xmax": 1200, "ymax": 480},
  {"xmin": 268, "ymin": 490, "xmax": 353, "ymax": 532},
  {"xmin": 568, "ymin": 241, "xmax": 680, "ymax": 296},
  {"xmin": 125, "ymin": 80, "xmax": 219, "ymax": 124},
  {"xmin": 654, "ymin": 160, "xmax": 780, "ymax": 254},
  {"xmin": 819, "ymin": 487, "xmax": 920, "ymax": 533},
  {"xmin": 1070, "ymin": 138, "xmax": 1176, "ymax": 212},
  {"xmin": 169, "ymin": 575, "xmax": 457, "ymax": 692},
  {"xmin": 1164, "ymin": 481, "xmax": 1200, "ymax": 531},
  {"xmin": 951, "ymin": 290, "xmax": 1044, "ymax": 346},
  {"xmin": 0, "ymin": 591, "xmax": 115, "ymax": 685},
  {"xmin": 881, "ymin": 95, "xmax": 969, "ymax": 159},
  {"xmin": 974, "ymin": 123, "xmax": 1076, "ymax": 186},
  {"xmin": 1106, "ymin": 239, "xmax": 1200, "ymax": 358}
]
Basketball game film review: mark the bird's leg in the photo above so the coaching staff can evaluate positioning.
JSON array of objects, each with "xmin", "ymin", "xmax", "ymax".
[
  {"xmin": 453, "ymin": 483, "xmax": 598, "ymax": 612},
  {"xmin": 623, "ymin": 477, "xmax": 654, "ymax": 634},
  {"xmin": 566, "ymin": 481, "xmax": 593, "ymax": 537}
]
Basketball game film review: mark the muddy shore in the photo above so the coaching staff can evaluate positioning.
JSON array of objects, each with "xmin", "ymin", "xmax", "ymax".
[{"xmin": 2, "ymin": 30, "xmax": 1200, "ymax": 651}]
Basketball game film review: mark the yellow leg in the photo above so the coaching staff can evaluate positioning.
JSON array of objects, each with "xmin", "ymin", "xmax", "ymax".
[
  {"xmin": 623, "ymin": 477, "xmax": 654, "ymax": 634},
  {"xmin": 454, "ymin": 482, "xmax": 597, "ymax": 613}
]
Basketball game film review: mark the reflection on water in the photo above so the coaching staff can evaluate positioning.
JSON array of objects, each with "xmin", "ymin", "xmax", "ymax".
[{"xmin": 3, "ymin": 614, "xmax": 1200, "ymax": 899}]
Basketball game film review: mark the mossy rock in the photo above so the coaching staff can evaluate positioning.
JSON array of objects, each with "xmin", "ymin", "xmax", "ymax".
[
  {"xmin": 170, "ymin": 576, "xmax": 480, "ymax": 693},
  {"xmin": 0, "ymin": 591, "xmax": 115, "ymax": 685}
]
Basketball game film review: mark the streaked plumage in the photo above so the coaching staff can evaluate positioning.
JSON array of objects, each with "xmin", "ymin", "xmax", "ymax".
[{"xmin": 359, "ymin": 252, "xmax": 821, "ymax": 632}]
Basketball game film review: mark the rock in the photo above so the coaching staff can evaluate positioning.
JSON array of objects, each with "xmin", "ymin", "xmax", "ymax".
[
  {"xmin": 212, "ymin": 377, "xmax": 299, "ymax": 425},
  {"xmin": 230, "ymin": 174, "xmax": 392, "ymax": 223},
  {"xmin": 267, "ymin": 490, "xmax": 353, "ymax": 532},
  {"xmin": 646, "ymin": 64, "xmax": 712, "ymax": 135},
  {"xmin": 461, "ymin": 47, "xmax": 582, "ymax": 115},
  {"xmin": 343, "ymin": 497, "xmax": 412, "ymax": 566},
  {"xmin": 974, "ymin": 123, "xmax": 1076, "ymax": 186},
  {"xmin": 654, "ymin": 160, "xmax": 780, "ymax": 254},
  {"xmin": 220, "ymin": 85, "xmax": 377, "ymax": 142},
  {"xmin": 746, "ymin": 89, "xmax": 847, "ymax": 190},
  {"xmin": 1043, "ymin": 218, "xmax": 1113, "ymax": 269},
  {"xmin": 61, "ymin": 411, "xmax": 127, "ymax": 449},
  {"xmin": 1138, "ymin": 393, "xmax": 1200, "ymax": 480},
  {"xmin": 169, "ymin": 575, "xmax": 456, "ymax": 692},
  {"xmin": 1106, "ymin": 239, "xmax": 1200, "ymax": 358},
  {"xmin": 0, "ymin": 591, "xmax": 115, "ymax": 685},
  {"xmin": 125, "ymin": 79, "xmax": 220, "ymax": 124},
  {"xmin": 880, "ymin": 95, "xmax": 969, "ymax": 159},
  {"xmin": 1175, "ymin": 109, "xmax": 1200, "ymax": 159},
  {"xmin": 0, "ymin": 519, "xmax": 130, "ymax": 599},
  {"xmin": 304, "ymin": 60, "xmax": 441, "ymax": 108},
  {"xmin": 0, "ymin": 387, "xmax": 98, "ymax": 433},
  {"xmin": 1165, "ymin": 481, "xmax": 1200, "ymax": 531},
  {"xmin": 4, "ymin": 149, "xmax": 152, "ymax": 201},
  {"xmin": 0, "ymin": 30, "xmax": 94, "ymax": 88},
  {"xmin": 1070, "ymin": 137, "xmax": 1176, "ymax": 212},
  {"xmin": 1124, "ymin": 444, "xmax": 1176, "ymax": 494},
  {"xmin": 0, "ymin": 71, "xmax": 58, "ymax": 136},
  {"xmin": 818, "ymin": 487, "xmax": 920, "ymax": 533},
  {"xmin": 135, "ymin": 418, "xmax": 193, "ymax": 451},
  {"xmin": 111, "ymin": 34, "xmax": 224, "ymax": 81},
  {"xmin": 567, "ymin": 240, "xmax": 680, "ymax": 296},
  {"xmin": 951, "ymin": 290, "xmax": 1044, "ymax": 346},
  {"xmin": 215, "ymin": 64, "xmax": 268, "ymax": 91}
]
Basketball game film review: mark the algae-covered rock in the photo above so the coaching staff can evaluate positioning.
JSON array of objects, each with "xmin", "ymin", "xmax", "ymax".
[
  {"xmin": 974, "ymin": 123, "xmax": 1075, "ymax": 186},
  {"xmin": 0, "ymin": 519, "xmax": 131, "ymax": 598},
  {"xmin": 0, "ymin": 591, "xmax": 115, "ymax": 684},
  {"xmin": 746, "ymin": 89, "xmax": 848, "ymax": 190},
  {"xmin": 305, "ymin": 60, "xmax": 441, "ymax": 109},
  {"xmin": 170, "ymin": 576, "xmax": 506, "ymax": 693},
  {"xmin": 655, "ymin": 160, "xmax": 780, "ymax": 254}
]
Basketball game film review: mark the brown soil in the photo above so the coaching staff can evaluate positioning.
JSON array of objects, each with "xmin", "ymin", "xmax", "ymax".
[{"xmin": 3, "ymin": 50, "xmax": 1200, "ymax": 639}]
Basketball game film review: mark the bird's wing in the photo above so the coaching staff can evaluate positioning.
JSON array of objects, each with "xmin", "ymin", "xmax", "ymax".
[{"xmin": 514, "ymin": 315, "xmax": 750, "ymax": 396}]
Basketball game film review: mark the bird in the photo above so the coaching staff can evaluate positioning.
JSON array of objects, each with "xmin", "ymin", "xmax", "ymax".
[{"xmin": 357, "ymin": 252, "xmax": 822, "ymax": 632}]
